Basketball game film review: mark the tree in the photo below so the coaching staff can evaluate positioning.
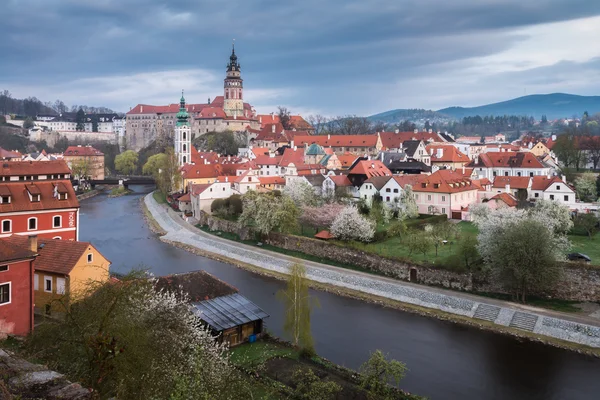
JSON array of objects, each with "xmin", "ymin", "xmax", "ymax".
[
  {"xmin": 359, "ymin": 350, "xmax": 407, "ymax": 398},
  {"xmin": 91, "ymin": 114, "xmax": 99, "ymax": 132},
  {"xmin": 575, "ymin": 213, "xmax": 599, "ymax": 239},
  {"xmin": 53, "ymin": 136, "xmax": 70, "ymax": 153},
  {"xmin": 114, "ymin": 150, "xmax": 138, "ymax": 175},
  {"xmin": 193, "ymin": 130, "xmax": 246, "ymax": 155},
  {"xmin": 75, "ymin": 108, "xmax": 86, "ymax": 131},
  {"xmin": 330, "ymin": 206, "xmax": 375, "ymax": 242},
  {"xmin": 26, "ymin": 273, "xmax": 245, "ymax": 399},
  {"xmin": 277, "ymin": 106, "xmax": 292, "ymax": 130},
  {"xmin": 398, "ymin": 185, "xmax": 419, "ymax": 219},
  {"xmin": 239, "ymin": 190, "xmax": 299, "ymax": 235},
  {"xmin": 291, "ymin": 368, "xmax": 342, "ymax": 400},
  {"xmin": 277, "ymin": 263, "xmax": 318, "ymax": 352},
  {"xmin": 284, "ymin": 179, "xmax": 320, "ymax": 207},
  {"xmin": 424, "ymin": 224, "xmax": 443, "ymax": 257},
  {"xmin": 142, "ymin": 153, "xmax": 167, "ymax": 177},
  {"xmin": 485, "ymin": 218, "xmax": 563, "ymax": 302},
  {"xmin": 300, "ymin": 204, "xmax": 345, "ymax": 233},
  {"xmin": 156, "ymin": 148, "xmax": 181, "ymax": 193},
  {"xmin": 23, "ymin": 117, "xmax": 34, "ymax": 129},
  {"xmin": 71, "ymin": 158, "xmax": 91, "ymax": 182},
  {"xmin": 574, "ymin": 172, "xmax": 598, "ymax": 202},
  {"xmin": 458, "ymin": 235, "xmax": 481, "ymax": 270},
  {"xmin": 529, "ymin": 199, "xmax": 573, "ymax": 236}
]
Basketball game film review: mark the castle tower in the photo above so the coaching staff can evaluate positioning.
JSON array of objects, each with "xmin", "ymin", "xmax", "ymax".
[
  {"xmin": 223, "ymin": 43, "xmax": 244, "ymax": 117},
  {"xmin": 174, "ymin": 91, "xmax": 191, "ymax": 167}
]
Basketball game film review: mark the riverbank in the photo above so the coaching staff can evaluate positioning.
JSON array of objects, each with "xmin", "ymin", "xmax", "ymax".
[
  {"xmin": 76, "ymin": 188, "xmax": 103, "ymax": 201},
  {"xmin": 142, "ymin": 193, "xmax": 600, "ymax": 355}
]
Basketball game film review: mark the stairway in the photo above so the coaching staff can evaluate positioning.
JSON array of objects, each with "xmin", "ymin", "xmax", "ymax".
[
  {"xmin": 509, "ymin": 312, "xmax": 538, "ymax": 331},
  {"xmin": 473, "ymin": 304, "xmax": 501, "ymax": 322}
]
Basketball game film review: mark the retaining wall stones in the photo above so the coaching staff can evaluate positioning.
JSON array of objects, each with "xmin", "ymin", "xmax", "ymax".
[{"xmin": 196, "ymin": 212, "xmax": 600, "ymax": 302}]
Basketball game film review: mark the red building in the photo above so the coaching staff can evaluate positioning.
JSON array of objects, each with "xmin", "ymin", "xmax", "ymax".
[
  {"xmin": 0, "ymin": 235, "xmax": 36, "ymax": 336},
  {"xmin": 0, "ymin": 161, "xmax": 80, "ymax": 241}
]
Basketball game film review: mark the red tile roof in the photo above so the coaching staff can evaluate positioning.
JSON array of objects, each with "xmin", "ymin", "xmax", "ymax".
[
  {"xmin": 314, "ymin": 230, "xmax": 334, "ymax": 240},
  {"xmin": 492, "ymin": 176, "xmax": 531, "ymax": 189},
  {"xmin": 197, "ymin": 107, "xmax": 227, "ymax": 119},
  {"xmin": 467, "ymin": 152, "xmax": 545, "ymax": 169},
  {"xmin": 490, "ymin": 193, "xmax": 518, "ymax": 207},
  {"xmin": 294, "ymin": 135, "xmax": 378, "ymax": 148},
  {"xmin": 0, "ymin": 147, "xmax": 22, "ymax": 159},
  {"xmin": 190, "ymin": 183, "xmax": 213, "ymax": 196},
  {"xmin": 181, "ymin": 163, "xmax": 222, "ymax": 179},
  {"xmin": 279, "ymin": 147, "xmax": 305, "ymax": 167},
  {"xmin": 391, "ymin": 175, "xmax": 422, "ymax": 188},
  {"xmin": 258, "ymin": 176, "xmax": 285, "ymax": 185},
  {"xmin": 0, "ymin": 237, "xmax": 37, "ymax": 263},
  {"xmin": 257, "ymin": 115, "xmax": 313, "ymax": 130},
  {"xmin": 328, "ymin": 175, "xmax": 352, "ymax": 187},
  {"xmin": 64, "ymin": 146, "xmax": 104, "ymax": 157},
  {"xmin": 413, "ymin": 170, "xmax": 476, "ymax": 194},
  {"xmin": 254, "ymin": 155, "xmax": 282, "ymax": 165},
  {"xmin": 426, "ymin": 144, "xmax": 470, "ymax": 163},
  {"xmin": 3, "ymin": 236, "xmax": 105, "ymax": 275},
  {"xmin": 0, "ymin": 160, "xmax": 71, "ymax": 177},
  {"xmin": 348, "ymin": 160, "xmax": 391, "ymax": 178},
  {"xmin": 178, "ymin": 193, "xmax": 191, "ymax": 202},
  {"xmin": 0, "ymin": 181, "xmax": 79, "ymax": 212},
  {"xmin": 379, "ymin": 131, "xmax": 446, "ymax": 150},
  {"xmin": 531, "ymin": 175, "xmax": 568, "ymax": 191},
  {"xmin": 337, "ymin": 154, "xmax": 359, "ymax": 168}
]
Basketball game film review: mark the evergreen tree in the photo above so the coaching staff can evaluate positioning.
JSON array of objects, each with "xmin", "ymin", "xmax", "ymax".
[{"xmin": 75, "ymin": 108, "xmax": 86, "ymax": 131}]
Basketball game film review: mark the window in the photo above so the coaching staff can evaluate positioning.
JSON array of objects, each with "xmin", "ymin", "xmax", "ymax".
[
  {"xmin": 53, "ymin": 216, "xmax": 62, "ymax": 228},
  {"xmin": 0, "ymin": 283, "xmax": 9, "ymax": 304},
  {"xmin": 442, "ymin": 196, "xmax": 446, "ymax": 202},
  {"xmin": 56, "ymin": 278, "xmax": 65, "ymax": 295},
  {"xmin": 427, "ymin": 195, "xmax": 432, "ymax": 201},
  {"xmin": 1, "ymin": 220, "xmax": 10, "ymax": 233},
  {"xmin": 564, "ymin": 195, "xmax": 569, "ymax": 202},
  {"xmin": 550, "ymin": 195, "xmax": 555, "ymax": 200},
  {"xmin": 87, "ymin": 253, "xmax": 93, "ymax": 263},
  {"xmin": 504, "ymin": 172, "xmax": 509, "ymax": 176},
  {"xmin": 556, "ymin": 185, "xmax": 560, "ymax": 190},
  {"xmin": 0, "ymin": 265, "xmax": 7, "ymax": 272},
  {"xmin": 386, "ymin": 196, "xmax": 390, "ymax": 202},
  {"xmin": 442, "ymin": 208, "xmax": 446, "ymax": 214},
  {"xmin": 393, "ymin": 189, "xmax": 398, "ymax": 193},
  {"xmin": 44, "ymin": 277, "xmax": 52, "ymax": 292},
  {"xmin": 517, "ymin": 172, "xmax": 521, "ymax": 177},
  {"xmin": 0, "ymin": 195, "xmax": 9, "ymax": 203},
  {"xmin": 534, "ymin": 193, "xmax": 539, "ymax": 198},
  {"xmin": 28, "ymin": 217, "xmax": 37, "ymax": 231},
  {"xmin": 386, "ymin": 188, "xmax": 391, "ymax": 192},
  {"xmin": 530, "ymin": 172, "xmax": 534, "ymax": 177},
  {"xmin": 53, "ymin": 236, "xmax": 61, "ymax": 240},
  {"xmin": 34, "ymin": 274, "xmax": 39, "ymax": 291}
]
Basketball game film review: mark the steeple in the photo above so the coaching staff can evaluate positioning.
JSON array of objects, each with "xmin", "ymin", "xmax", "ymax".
[
  {"xmin": 227, "ymin": 41, "xmax": 240, "ymax": 72},
  {"xmin": 176, "ymin": 90, "xmax": 190, "ymax": 127}
]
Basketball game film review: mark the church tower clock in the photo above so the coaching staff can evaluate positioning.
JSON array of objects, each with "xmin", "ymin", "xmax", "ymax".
[{"xmin": 223, "ymin": 44, "xmax": 244, "ymax": 117}]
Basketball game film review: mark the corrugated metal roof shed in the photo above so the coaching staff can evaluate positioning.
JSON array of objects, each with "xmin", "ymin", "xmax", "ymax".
[{"xmin": 192, "ymin": 293, "xmax": 269, "ymax": 331}]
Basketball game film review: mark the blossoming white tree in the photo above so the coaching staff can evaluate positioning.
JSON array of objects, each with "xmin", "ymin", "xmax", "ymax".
[
  {"xmin": 284, "ymin": 179, "xmax": 320, "ymax": 207},
  {"xmin": 300, "ymin": 204, "xmax": 345, "ymax": 233},
  {"xmin": 330, "ymin": 206, "xmax": 376, "ymax": 242},
  {"xmin": 397, "ymin": 185, "xmax": 419, "ymax": 220}
]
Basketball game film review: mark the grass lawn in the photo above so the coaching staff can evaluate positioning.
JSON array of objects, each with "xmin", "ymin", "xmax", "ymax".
[
  {"xmin": 229, "ymin": 341, "xmax": 300, "ymax": 369},
  {"xmin": 152, "ymin": 190, "xmax": 167, "ymax": 204},
  {"xmin": 569, "ymin": 233, "xmax": 600, "ymax": 265}
]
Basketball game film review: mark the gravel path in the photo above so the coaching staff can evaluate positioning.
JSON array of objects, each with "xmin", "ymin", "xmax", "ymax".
[{"xmin": 145, "ymin": 193, "xmax": 600, "ymax": 348}]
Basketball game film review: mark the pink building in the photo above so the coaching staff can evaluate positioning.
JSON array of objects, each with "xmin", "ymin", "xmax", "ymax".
[{"xmin": 412, "ymin": 170, "xmax": 480, "ymax": 219}]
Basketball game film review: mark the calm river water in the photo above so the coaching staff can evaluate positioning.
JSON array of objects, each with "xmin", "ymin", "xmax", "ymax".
[{"xmin": 80, "ymin": 185, "xmax": 600, "ymax": 400}]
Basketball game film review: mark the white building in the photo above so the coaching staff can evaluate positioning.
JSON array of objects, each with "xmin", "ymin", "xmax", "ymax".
[
  {"xmin": 467, "ymin": 152, "xmax": 553, "ymax": 180},
  {"xmin": 530, "ymin": 175, "xmax": 576, "ymax": 208},
  {"xmin": 174, "ymin": 93, "xmax": 192, "ymax": 167}
]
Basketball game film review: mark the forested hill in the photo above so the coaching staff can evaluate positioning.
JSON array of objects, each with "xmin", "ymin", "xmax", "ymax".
[
  {"xmin": 0, "ymin": 90, "xmax": 117, "ymax": 117},
  {"xmin": 437, "ymin": 93, "xmax": 600, "ymax": 120}
]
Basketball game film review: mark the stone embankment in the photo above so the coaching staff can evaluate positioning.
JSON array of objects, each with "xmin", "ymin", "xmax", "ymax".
[
  {"xmin": 145, "ymin": 193, "xmax": 600, "ymax": 351},
  {"xmin": 0, "ymin": 348, "xmax": 92, "ymax": 399}
]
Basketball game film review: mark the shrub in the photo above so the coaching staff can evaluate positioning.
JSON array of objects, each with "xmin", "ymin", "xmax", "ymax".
[{"xmin": 211, "ymin": 198, "xmax": 226, "ymax": 213}]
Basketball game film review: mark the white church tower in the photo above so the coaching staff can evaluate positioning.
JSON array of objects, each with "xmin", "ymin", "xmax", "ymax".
[{"xmin": 174, "ymin": 91, "xmax": 191, "ymax": 167}]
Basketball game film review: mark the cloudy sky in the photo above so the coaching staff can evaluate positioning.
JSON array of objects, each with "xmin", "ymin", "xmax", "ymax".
[{"xmin": 2, "ymin": 0, "xmax": 600, "ymax": 116}]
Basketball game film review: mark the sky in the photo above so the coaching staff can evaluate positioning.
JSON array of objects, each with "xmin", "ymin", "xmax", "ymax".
[{"xmin": 2, "ymin": 0, "xmax": 600, "ymax": 116}]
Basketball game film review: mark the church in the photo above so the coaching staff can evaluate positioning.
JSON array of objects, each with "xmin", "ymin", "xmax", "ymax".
[{"xmin": 125, "ymin": 46, "xmax": 261, "ymax": 151}]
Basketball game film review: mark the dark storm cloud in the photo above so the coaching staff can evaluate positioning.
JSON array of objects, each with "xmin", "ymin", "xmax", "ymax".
[{"xmin": 1, "ymin": 0, "xmax": 600, "ymax": 113}]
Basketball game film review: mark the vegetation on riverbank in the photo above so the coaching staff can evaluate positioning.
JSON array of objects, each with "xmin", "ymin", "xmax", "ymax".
[{"xmin": 109, "ymin": 186, "xmax": 133, "ymax": 197}]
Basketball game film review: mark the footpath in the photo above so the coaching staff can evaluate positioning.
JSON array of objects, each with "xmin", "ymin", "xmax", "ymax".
[{"xmin": 144, "ymin": 193, "xmax": 600, "ymax": 349}]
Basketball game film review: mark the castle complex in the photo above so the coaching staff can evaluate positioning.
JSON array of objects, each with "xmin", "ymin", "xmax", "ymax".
[{"xmin": 125, "ymin": 46, "xmax": 260, "ymax": 151}]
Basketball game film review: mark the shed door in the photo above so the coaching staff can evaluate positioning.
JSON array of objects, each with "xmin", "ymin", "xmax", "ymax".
[
  {"xmin": 56, "ymin": 278, "xmax": 66, "ymax": 295},
  {"xmin": 451, "ymin": 211, "xmax": 462, "ymax": 220}
]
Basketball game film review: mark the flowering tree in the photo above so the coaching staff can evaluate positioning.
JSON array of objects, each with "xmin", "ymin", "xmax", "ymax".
[
  {"xmin": 26, "ymin": 273, "xmax": 245, "ymax": 399},
  {"xmin": 300, "ymin": 204, "xmax": 345, "ymax": 232},
  {"xmin": 330, "ymin": 206, "xmax": 375, "ymax": 242},
  {"xmin": 239, "ymin": 190, "xmax": 299, "ymax": 235},
  {"xmin": 529, "ymin": 199, "xmax": 573, "ymax": 235},
  {"xmin": 284, "ymin": 179, "xmax": 320, "ymax": 207},
  {"xmin": 574, "ymin": 172, "xmax": 598, "ymax": 202},
  {"xmin": 398, "ymin": 185, "xmax": 419, "ymax": 219}
]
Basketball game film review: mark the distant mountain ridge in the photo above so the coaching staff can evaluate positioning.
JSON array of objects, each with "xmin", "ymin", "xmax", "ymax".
[
  {"xmin": 367, "ymin": 93, "xmax": 600, "ymax": 123},
  {"xmin": 436, "ymin": 93, "xmax": 600, "ymax": 120}
]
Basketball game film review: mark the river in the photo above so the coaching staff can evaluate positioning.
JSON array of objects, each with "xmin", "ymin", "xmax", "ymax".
[{"xmin": 80, "ymin": 185, "xmax": 600, "ymax": 400}]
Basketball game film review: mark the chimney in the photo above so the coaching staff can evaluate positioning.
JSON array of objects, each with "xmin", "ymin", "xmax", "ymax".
[
  {"xmin": 28, "ymin": 235, "xmax": 38, "ymax": 252},
  {"xmin": 551, "ymin": 134, "xmax": 557, "ymax": 141},
  {"xmin": 428, "ymin": 129, "xmax": 433, "ymax": 133},
  {"xmin": 474, "ymin": 157, "xmax": 479, "ymax": 165},
  {"xmin": 140, "ymin": 106, "xmax": 143, "ymax": 113},
  {"xmin": 204, "ymin": 158, "xmax": 207, "ymax": 164},
  {"xmin": 259, "ymin": 116, "xmax": 262, "ymax": 123},
  {"xmin": 414, "ymin": 128, "xmax": 418, "ymax": 134},
  {"xmin": 271, "ymin": 124, "xmax": 276, "ymax": 133},
  {"xmin": 225, "ymin": 176, "xmax": 228, "ymax": 182},
  {"xmin": 395, "ymin": 129, "xmax": 399, "ymax": 134},
  {"xmin": 462, "ymin": 165, "xmax": 465, "ymax": 175},
  {"xmin": 291, "ymin": 140, "xmax": 295, "ymax": 148},
  {"xmin": 547, "ymin": 173, "xmax": 551, "ymax": 180},
  {"xmin": 294, "ymin": 145, "xmax": 297, "ymax": 151},
  {"xmin": 371, "ymin": 162, "xmax": 375, "ymax": 169},
  {"xmin": 436, "ymin": 148, "xmax": 443, "ymax": 159},
  {"xmin": 505, "ymin": 184, "xmax": 511, "ymax": 194},
  {"xmin": 562, "ymin": 175, "xmax": 566, "ymax": 183},
  {"xmin": 269, "ymin": 152, "xmax": 275, "ymax": 158}
]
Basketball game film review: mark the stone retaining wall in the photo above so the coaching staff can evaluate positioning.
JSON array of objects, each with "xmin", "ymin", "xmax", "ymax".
[{"xmin": 197, "ymin": 212, "xmax": 600, "ymax": 302}]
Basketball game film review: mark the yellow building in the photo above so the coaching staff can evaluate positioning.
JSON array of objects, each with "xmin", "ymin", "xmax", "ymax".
[
  {"xmin": 7, "ymin": 236, "xmax": 111, "ymax": 315},
  {"xmin": 530, "ymin": 142, "xmax": 550, "ymax": 157},
  {"xmin": 63, "ymin": 145, "xmax": 105, "ymax": 180}
]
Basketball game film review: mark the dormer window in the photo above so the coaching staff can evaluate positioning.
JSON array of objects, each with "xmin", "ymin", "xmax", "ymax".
[{"xmin": 31, "ymin": 194, "xmax": 40, "ymax": 202}]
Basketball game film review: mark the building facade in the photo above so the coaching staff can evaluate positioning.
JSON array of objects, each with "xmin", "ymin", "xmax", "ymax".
[
  {"xmin": 174, "ymin": 93, "xmax": 192, "ymax": 167},
  {"xmin": 63, "ymin": 145, "xmax": 105, "ymax": 180}
]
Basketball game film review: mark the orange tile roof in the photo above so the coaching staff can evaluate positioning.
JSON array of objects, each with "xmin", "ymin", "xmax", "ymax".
[
  {"xmin": 336, "ymin": 154, "xmax": 359, "ymax": 168},
  {"xmin": 258, "ymin": 176, "xmax": 285, "ymax": 185},
  {"xmin": 178, "ymin": 193, "xmax": 191, "ymax": 202},
  {"xmin": 181, "ymin": 163, "xmax": 222, "ymax": 179},
  {"xmin": 490, "ymin": 193, "xmax": 518, "ymax": 207},
  {"xmin": 190, "ymin": 183, "xmax": 213, "ymax": 196},
  {"xmin": 531, "ymin": 175, "xmax": 566, "ymax": 191},
  {"xmin": 348, "ymin": 160, "xmax": 391, "ymax": 178},
  {"xmin": 314, "ymin": 230, "xmax": 334, "ymax": 240},
  {"xmin": 3, "ymin": 236, "xmax": 105, "ymax": 275},
  {"xmin": 294, "ymin": 135, "xmax": 377, "ymax": 148},
  {"xmin": 0, "ymin": 147, "xmax": 23, "ymax": 159},
  {"xmin": 64, "ymin": 146, "xmax": 103, "ymax": 157},
  {"xmin": 492, "ymin": 176, "xmax": 531, "ymax": 189},
  {"xmin": 279, "ymin": 147, "xmax": 305, "ymax": 167},
  {"xmin": 257, "ymin": 114, "xmax": 313, "ymax": 130},
  {"xmin": 0, "ymin": 181, "xmax": 79, "ymax": 212},
  {"xmin": 0, "ymin": 237, "xmax": 37, "ymax": 263},
  {"xmin": 197, "ymin": 107, "xmax": 227, "ymax": 119},
  {"xmin": 0, "ymin": 160, "xmax": 71, "ymax": 177},
  {"xmin": 391, "ymin": 175, "xmax": 423, "ymax": 188},
  {"xmin": 254, "ymin": 155, "xmax": 281, "ymax": 165},
  {"xmin": 426, "ymin": 144, "xmax": 470, "ymax": 163},
  {"xmin": 250, "ymin": 147, "xmax": 270, "ymax": 156},
  {"xmin": 413, "ymin": 170, "xmax": 476, "ymax": 194}
]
